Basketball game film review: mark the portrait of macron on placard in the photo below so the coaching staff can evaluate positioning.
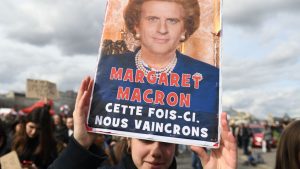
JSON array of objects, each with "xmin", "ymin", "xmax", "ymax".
[{"xmin": 87, "ymin": 0, "xmax": 222, "ymax": 148}]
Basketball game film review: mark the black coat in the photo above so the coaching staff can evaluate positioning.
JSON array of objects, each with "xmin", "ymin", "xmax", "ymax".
[
  {"xmin": 48, "ymin": 136, "xmax": 106, "ymax": 169},
  {"xmin": 48, "ymin": 136, "xmax": 177, "ymax": 169}
]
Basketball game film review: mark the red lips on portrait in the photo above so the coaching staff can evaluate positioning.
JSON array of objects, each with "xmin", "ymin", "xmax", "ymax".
[{"xmin": 152, "ymin": 37, "xmax": 169, "ymax": 44}]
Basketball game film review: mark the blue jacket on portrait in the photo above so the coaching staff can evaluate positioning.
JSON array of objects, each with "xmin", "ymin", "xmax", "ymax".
[{"xmin": 89, "ymin": 49, "xmax": 220, "ymax": 141}]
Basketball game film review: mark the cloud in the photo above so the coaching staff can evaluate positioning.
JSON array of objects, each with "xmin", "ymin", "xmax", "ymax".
[
  {"xmin": 224, "ymin": 0, "xmax": 300, "ymax": 28},
  {"xmin": 223, "ymin": 87, "xmax": 300, "ymax": 118},
  {"xmin": 1, "ymin": 0, "xmax": 106, "ymax": 56},
  {"xmin": 0, "ymin": 30, "xmax": 97, "ymax": 93},
  {"xmin": 222, "ymin": 0, "xmax": 300, "ymax": 118},
  {"xmin": 222, "ymin": 29, "xmax": 300, "ymax": 90},
  {"xmin": 0, "ymin": 0, "xmax": 106, "ymax": 93}
]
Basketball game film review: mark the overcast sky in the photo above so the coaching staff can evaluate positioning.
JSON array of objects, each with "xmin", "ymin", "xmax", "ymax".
[{"xmin": 0, "ymin": 0, "xmax": 299, "ymax": 118}]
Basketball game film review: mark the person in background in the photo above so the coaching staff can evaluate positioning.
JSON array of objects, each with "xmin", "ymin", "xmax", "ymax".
[
  {"xmin": 262, "ymin": 123, "xmax": 272, "ymax": 152},
  {"xmin": 240, "ymin": 123, "xmax": 252, "ymax": 155},
  {"xmin": 105, "ymin": 136, "xmax": 129, "ymax": 167},
  {"xmin": 275, "ymin": 120, "xmax": 300, "ymax": 169},
  {"xmin": 9, "ymin": 117, "xmax": 24, "ymax": 140},
  {"xmin": 12, "ymin": 106, "xmax": 58, "ymax": 169},
  {"xmin": 235, "ymin": 124, "xmax": 243, "ymax": 148},
  {"xmin": 65, "ymin": 115, "xmax": 74, "ymax": 138},
  {"xmin": 0, "ymin": 120, "xmax": 10, "ymax": 156},
  {"xmin": 92, "ymin": 134, "xmax": 117, "ymax": 168},
  {"xmin": 53, "ymin": 114, "xmax": 69, "ymax": 145}
]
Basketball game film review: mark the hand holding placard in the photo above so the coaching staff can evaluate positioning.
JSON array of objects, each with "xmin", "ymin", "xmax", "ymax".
[{"xmin": 73, "ymin": 76, "xmax": 95, "ymax": 149}]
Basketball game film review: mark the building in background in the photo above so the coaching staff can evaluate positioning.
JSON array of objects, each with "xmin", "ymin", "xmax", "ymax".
[{"xmin": 0, "ymin": 90, "xmax": 76, "ymax": 114}]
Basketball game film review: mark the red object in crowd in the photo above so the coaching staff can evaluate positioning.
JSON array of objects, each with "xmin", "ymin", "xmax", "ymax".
[{"xmin": 21, "ymin": 100, "xmax": 55, "ymax": 115}]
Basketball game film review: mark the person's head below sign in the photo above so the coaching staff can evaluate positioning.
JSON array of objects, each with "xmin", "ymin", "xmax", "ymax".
[{"xmin": 124, "ymin": 0, "xmax": 199, "ymax": 71}]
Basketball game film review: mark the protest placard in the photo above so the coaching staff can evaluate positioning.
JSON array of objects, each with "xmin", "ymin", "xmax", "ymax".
[
  {"xmin": 87, "ymin": 0, "xmax": 221, "ymax": 148},
  {"xmin": 26, "ymin": 79, "xmax": 59, "ymax": 100},
  {"xmin": 0, "ymin": 151, "xmax": 22, "ymax": 169}
]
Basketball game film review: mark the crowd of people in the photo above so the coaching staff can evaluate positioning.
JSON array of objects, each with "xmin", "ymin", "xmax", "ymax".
[
  {"xmin": 0, "ymin": 102, "xmax": 123, "ymax": 169},
  {"xmin": 0, "ymin": 104, "xmax": 68, "ymax": 168}
]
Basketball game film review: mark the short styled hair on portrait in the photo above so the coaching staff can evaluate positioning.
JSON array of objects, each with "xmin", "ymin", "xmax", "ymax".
[{"xmin": 123, "ymin": 0, "xmax": 200, "ymax": 41}]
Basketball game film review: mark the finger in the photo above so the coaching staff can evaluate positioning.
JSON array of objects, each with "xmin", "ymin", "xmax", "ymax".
[
  {"xmin": 223, "ymin": 132, "xmax": 237, "ymax": 167},
  {"xmin": 76, "ymin": 76, "xmax": 90, "ymax": 105},
  {"xmin": 78, "ymin": 91, "xmax": 88, "ymax": 111},
  {"xmin": 220, "ymin": 112, "xmax": 236, "ymax": 149},
  {"xmin": 76, "ymin": 78, "xmax": 86, "ymax": 103},
  {"xmin": 224, "ymin": 131, "xmax": 237, "ymax": 150},
  {"xmin": 80, "ymin": 78, "xmax": 93, "ymax": 111},
  {"xmin": 190, "ymin": 146, "xmax": 209, "ymax": 165},
  {"xmin": 76, "ymin": 79, "xmax": 94, "ymax": 119},
  {"xmin": 87, "ymin": 77, "xmax": 94, "ymax": 92},
  {"xmin": 219, "ymin": 132, "xmax": 236, "ymax": 157},
  {"xmin": 220, "ymin": 112, "xmax": 230, "ymax": 143},
  {"xmin": 221, "ymin": 112, "xmax": 229, "ymax": 132},
  {"xmin": 221, "ymin": 132, "xmax": 237, "ymax": 155},
  {"xmin": 74, "ymin": 77, "xmax": 91, "ymax": 119},
  {"xmin": 84, "ymin": 78, "xmax": 94, "ymax": 106}
]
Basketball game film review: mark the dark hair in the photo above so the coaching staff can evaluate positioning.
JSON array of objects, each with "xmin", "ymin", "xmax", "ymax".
[
  {"xmin": 124, "ymin": 0, "xmax": 200, "ymax": 41},
  {"xmin": 12, "ymin": 106, "xmax": 57, "ymax": 166},
  {"xmin": 0, "ymin": 120, "xmax": 8, "ymax": 154},
  {"xmin": 275, "ymin": 120, "xmax": 300, "ymax": 169}
]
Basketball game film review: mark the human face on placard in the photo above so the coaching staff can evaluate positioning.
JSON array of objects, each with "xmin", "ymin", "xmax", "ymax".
[
  {"xmin": 136, "ymin": 1, "xmax": 186, "ymax": 57},
  {"xmin": 130, "ymin": 139, "xmax": 175, "ymax": 169}
]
